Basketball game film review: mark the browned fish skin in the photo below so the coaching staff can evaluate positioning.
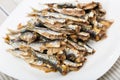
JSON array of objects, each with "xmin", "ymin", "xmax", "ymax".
[
  {"xmin": 28, "ymin": 27, "xmax": 66, "ymax": 40},
  {"xmin": 82, "ymin": 2, "xmax": 98, "ymax": 10},
  {"xmin": 67, "ymin": 40, "xmax": 86, "ymax": 51},
  {"xmin": 31, "ymin": 49, "xmax": 68, "ymax": 75},
  {"xmin": 20, "ymin": 31, "xmax": 38, "ymax": 43},
  {"xmin": 53, "ymin": 8, "xmax": 85, "ymax": 17},
  {"xmin": 46, "ymin": 3, "xmax": 77, "ymax": 9},
  {"xmin": 4, "ymin": 1, "xmax": 113, "ymax": 75}
]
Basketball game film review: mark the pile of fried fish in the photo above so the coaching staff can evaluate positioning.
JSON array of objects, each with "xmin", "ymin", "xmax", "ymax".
[{"xmin": 4, "ymin": 2, "xmax": 113, "ymax": 75}]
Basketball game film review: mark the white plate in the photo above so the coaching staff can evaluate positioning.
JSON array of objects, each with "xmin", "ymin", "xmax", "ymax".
[{"xmin": 0, "ymin": 0, "xmax": 120, "ymax": 80}]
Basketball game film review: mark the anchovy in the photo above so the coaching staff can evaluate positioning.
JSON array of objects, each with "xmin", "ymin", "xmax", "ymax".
[
  {"xmin": 99, "ymin": 19, "xmax": 113, "ymax": 28},
  {"xmin": 78, "ymin": 41, "xmax": 95, "ymax": 54},
  {"xmin": 66, "ymin": 25, "xmax": 81, "ymax": 33},
  {"xmin": 31, "ymin": 18, "xmax": 73, "ymax": 34},
  {"xmin": 8, "ymin": 48, "xmax": 56, "ymax": 72},
  {"xmin": 67, "ymin": 40, "xmax": 95, "ymax": 55},
  {"xmin": 31, "ymin": 16, "xmax": 89, "ymax": 34},
  {"xmin": 81, "ymin": 25, "xmax": 98, "ymax": 38},
  {"xmin": 65, "ymin": 47, "xmax": 79, "ymax": 61},
  {"xmin": 8, "ymin": 39, "xmax": 27, "ymax": 48},
  {"xmin": 33, "ymin": 18, "xmax": 81, "ymax": 34},
  {"xmin": 7, "ymin": 27, "xmax": 27, "ymax": 35},
  {"xmin": 67, "ymin": 40, "xmax": 86, "ymax": 51},
  {"xmin": 63, "ymin": 60, "xmax": 82, "ymax": 67},
  {"xmin": 82, "ymin": 2, "xmax": 98, "ymax": 10},
  {"xmin": 8, "ymin": 39, "xmax": 64, "ymax": 52},
  {"xmin": 78, "ymin": 32, "xmax": 90, "ymax": 41},
  {"xmin": 46, "ymin": 3, "xmax": 77, "ymax": 8},
  {"xmin": 65, "ymin": 48, "xmax": 79, "ymax": 57},
  {"xmin": 29, "ymin": 11, "xmax": 88, "ymax": 24},
  {"xmin": 32, "ymin": 50, "xmax": 68, "ymax": 75},
  {"xmin": 20, "ymin": 31, "xmax": 38, "ymax": 43},
  {"xmin": 84, "ymin": 44, "xmax": 95, "ymax": 54},
  {"xmin": 95, "ymin": 9, "xmax": 106, "ymax": 18},
  {"xmin": 46, "ymin": 2, "xmax": 98, "ymax": 10},
  {"xmin": 8, "ymin": 48, "xmax": 43, "ymax": 64},
  {"xmin": 53, "ymin": 8, "xmax": 85, "ymax": 17},
  {"xmin": 29, "ymin": 60, "xmax": 56, "ymax": 72},
  {"xmin": 7, "ymin": 48, "xmax": 26, "ymax": 58},
  {"xmin": 47, "ymin": 46, "xmax": 66, "ymax": 55},
  {"xmin": 5, "ymin": 34, "xmax": 20, "ymax": 41},
  {"xmin": 28, "ymin": 27, "xmax": 66, "ymax": 40},
  {"xmin": 28, "ymin": 15, "xmax": 66, "ymax": 24},
  {"xmin": 10, "ymin": 31, "xmax": 50, "ymax": 43},
  {"xmin": 81, "ymin": 19, "xmax": 113, "ymax": 40},
  {"xmin": 29, "ymin": 59, "xmax": 43, "ymax": 65},
  {"xmin": 38, "ymin": 35, "xmax": 51, "ymax": 42},
  {"xmin": 29, "ymin": 40, "xmax": 65, "ymax": 52},
  {"xmin": 65, "ymin": 44, "xmax": 86, "ymax": 63}
]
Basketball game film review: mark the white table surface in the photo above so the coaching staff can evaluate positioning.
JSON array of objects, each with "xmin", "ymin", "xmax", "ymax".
[{"xmin": 0, "ymin": 0, "xmax": 120, "ymax": 80}]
